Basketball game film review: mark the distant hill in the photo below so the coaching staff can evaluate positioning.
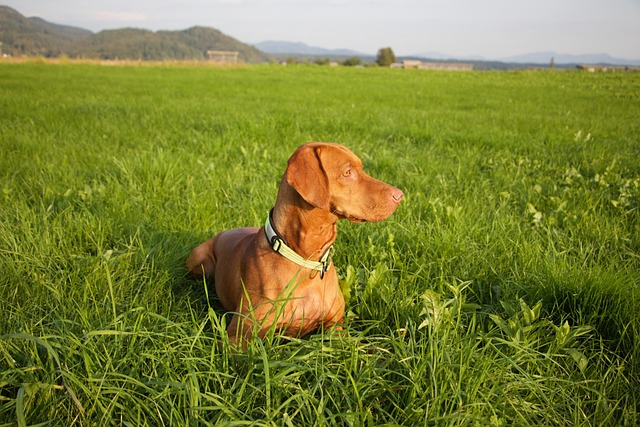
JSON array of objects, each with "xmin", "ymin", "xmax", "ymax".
[
  {"xmin": 0, "ymin": 5, "xmax": 92, "ymax": 57},
  {"xmin": 499, "ymin": 52, "xmax": 640, "ymax": 67},
  {"xmin": 411, "ymin": 48, "xmax": 640, "ymax": 67},
  {"xmin": 412, "ymin": 51, "xmax": 485, "ymax": 61},
  {"xmin": 254, "ymin": 40, "xmax": 365, "ymax": 57},
  {"xmin": 0, "ymin": 5, "xmax": 271, "ymax": 62},
  {"xmin": 72, "ymin": 26, "xmax": 270, "ymax": 62}
]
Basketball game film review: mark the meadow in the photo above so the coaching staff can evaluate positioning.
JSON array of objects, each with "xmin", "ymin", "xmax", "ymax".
[{"xmin": 0, "ymin": 61, "xmax": 639, "ymax": 426}]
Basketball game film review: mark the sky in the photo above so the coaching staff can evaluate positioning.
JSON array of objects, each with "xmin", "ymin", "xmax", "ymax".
[{"xmin": 5, "ymin": 0, "xmax": 640, "ymax": 60}]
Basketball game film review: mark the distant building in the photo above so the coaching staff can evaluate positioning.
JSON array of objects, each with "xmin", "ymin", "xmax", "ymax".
[
  {"xmin": 577, "ymin": 64, "xmax": 639, "ymax": 73},
  {"xmin": 206, "ymin": 50, "xmax": 239, "ymax": 64},
  {"xmin": 391, "ymin": 60, "xmax": 474, "ymax": 71},
  {"xmin": 402, "ymin": 60, "xmax": 423, "ymax": 69},
  {"xmin": 419, "ymin": 62, "xmax": 474, "ymax": 71}
]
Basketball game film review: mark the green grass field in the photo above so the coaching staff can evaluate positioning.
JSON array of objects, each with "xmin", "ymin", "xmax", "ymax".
[{"xmin": 1, "ymin": 62, "xmax": 639, "ymax": 426}]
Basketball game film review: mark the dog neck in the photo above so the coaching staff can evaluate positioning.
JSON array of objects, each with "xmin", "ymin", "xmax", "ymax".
[{"xmin": 271, "ymin": 182, "xmax": 338, "ymax": 261}]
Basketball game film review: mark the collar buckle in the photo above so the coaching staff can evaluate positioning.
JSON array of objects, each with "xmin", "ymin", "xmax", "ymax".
[{"xmin": 264, "ymin": 210, "xmax": 334, "ymax": 277}]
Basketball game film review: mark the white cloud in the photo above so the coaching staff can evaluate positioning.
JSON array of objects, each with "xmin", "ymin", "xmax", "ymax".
[{"xmin": 94, "ymin": 11, "xmax": 148, "ymax": 23}]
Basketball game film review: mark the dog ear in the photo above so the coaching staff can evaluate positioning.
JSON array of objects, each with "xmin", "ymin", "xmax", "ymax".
[{"xmin": 285, "ymin": 145, "xmax": 330, "ymax": 209}]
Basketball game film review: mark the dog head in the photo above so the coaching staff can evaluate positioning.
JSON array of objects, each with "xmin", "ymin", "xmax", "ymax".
[{"xmin": 285, "ymin": 142, "xmax": 403, "ymax": 222}]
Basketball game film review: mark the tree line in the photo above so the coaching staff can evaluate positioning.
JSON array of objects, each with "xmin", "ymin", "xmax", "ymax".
[{"xmin": 281, "ymin": 47, "xmax": 397, "ymax": 67}]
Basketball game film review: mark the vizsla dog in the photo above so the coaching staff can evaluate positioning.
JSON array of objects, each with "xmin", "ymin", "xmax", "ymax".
[{"xmin": 186, "ymin": 142, "xmax": 403, "ymax": 347}]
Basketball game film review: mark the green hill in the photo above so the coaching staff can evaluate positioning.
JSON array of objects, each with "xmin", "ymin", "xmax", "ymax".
[
  {"xmin": 0, "ymin": 5, "xmax": 270, "ymax": 63},
  {"xmin": 71, "ymin": 26, "xmax": 270, "ymax": 62},
  {"xmin": 0, "ymin": 5, "xmax": 92, "ymax": 57}
]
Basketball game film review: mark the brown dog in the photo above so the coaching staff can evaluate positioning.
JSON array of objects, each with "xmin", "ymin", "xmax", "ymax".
[{"xmin": 186, "ymin": 142, "xmax": 403, "ymax": 347}]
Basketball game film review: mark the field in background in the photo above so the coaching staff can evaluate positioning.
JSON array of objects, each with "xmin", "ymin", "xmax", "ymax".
[{"xmin": 1, "ymin": 63, "xmax": 639, "ymax": 425}]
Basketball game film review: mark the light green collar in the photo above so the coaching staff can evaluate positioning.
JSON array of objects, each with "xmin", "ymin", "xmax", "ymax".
[{"xmin": 264, "ymin": 210, "xmax": 334, "ymax": 278}]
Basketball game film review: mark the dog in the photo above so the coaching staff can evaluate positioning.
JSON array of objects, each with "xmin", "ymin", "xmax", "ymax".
[{"xmin": 186, "ymin": 142, "xmax": 403, "ymax": 347}]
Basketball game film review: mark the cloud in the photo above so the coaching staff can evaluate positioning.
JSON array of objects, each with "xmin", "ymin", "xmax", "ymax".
[{"xmin": 94, "ymin": 11, "xmax": 148, "ymax": 23}]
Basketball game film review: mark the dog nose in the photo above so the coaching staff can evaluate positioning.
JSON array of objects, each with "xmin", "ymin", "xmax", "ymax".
[{"xmin": 392, "ymin": 189, "xmax": 404, "ymax": 203}]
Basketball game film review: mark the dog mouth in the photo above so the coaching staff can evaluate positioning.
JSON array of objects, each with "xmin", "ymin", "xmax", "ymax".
[
  {"xmin": 347, "ymin": 216, "xmax": 366, "ymax": 223},
  {"xmin": 332, "ymin": 208, "xmax": 366, "ymax": 223}
]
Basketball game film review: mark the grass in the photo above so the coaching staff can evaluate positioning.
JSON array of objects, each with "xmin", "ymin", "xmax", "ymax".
[{"xmin": 1, "ymin": 61, "xmax": 639, "ymax": 425}]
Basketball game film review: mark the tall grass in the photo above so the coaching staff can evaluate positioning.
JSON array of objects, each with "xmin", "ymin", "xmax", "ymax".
[{"xmin": 1, "ymin": 62, "xmax": 639, "ymax": 425}]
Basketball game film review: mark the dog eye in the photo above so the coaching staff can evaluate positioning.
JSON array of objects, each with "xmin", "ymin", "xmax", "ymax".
[{"xmin": 342, "ymin": 169, "xmax": 351, "ymax": 177}]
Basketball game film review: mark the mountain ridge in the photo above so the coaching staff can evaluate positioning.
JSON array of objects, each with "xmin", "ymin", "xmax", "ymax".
[
  {"xmin": 253, "ymin": 40, "xmax": 365, "ymax": 57},
  {"xmin": 498, "ymin": 51, "xmax": 640, "ymax": 66},
  {"xmin": 411, "ymin": 50, "xmax": 640, "ymax": 66}
]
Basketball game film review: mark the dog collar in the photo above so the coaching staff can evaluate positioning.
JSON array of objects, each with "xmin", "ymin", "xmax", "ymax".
[{"xmin": 264, "ymin": 210, "xmax": 334, "ymax": 278}]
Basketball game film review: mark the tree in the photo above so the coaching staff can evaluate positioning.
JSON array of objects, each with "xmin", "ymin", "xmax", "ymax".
[
  {"xmin": 376, "ymin": 47, "xmax": 396, "ymax": 67},
  {"xmin": 342, "ymin": 56, "xmax": 361, "ymax": 67}
]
